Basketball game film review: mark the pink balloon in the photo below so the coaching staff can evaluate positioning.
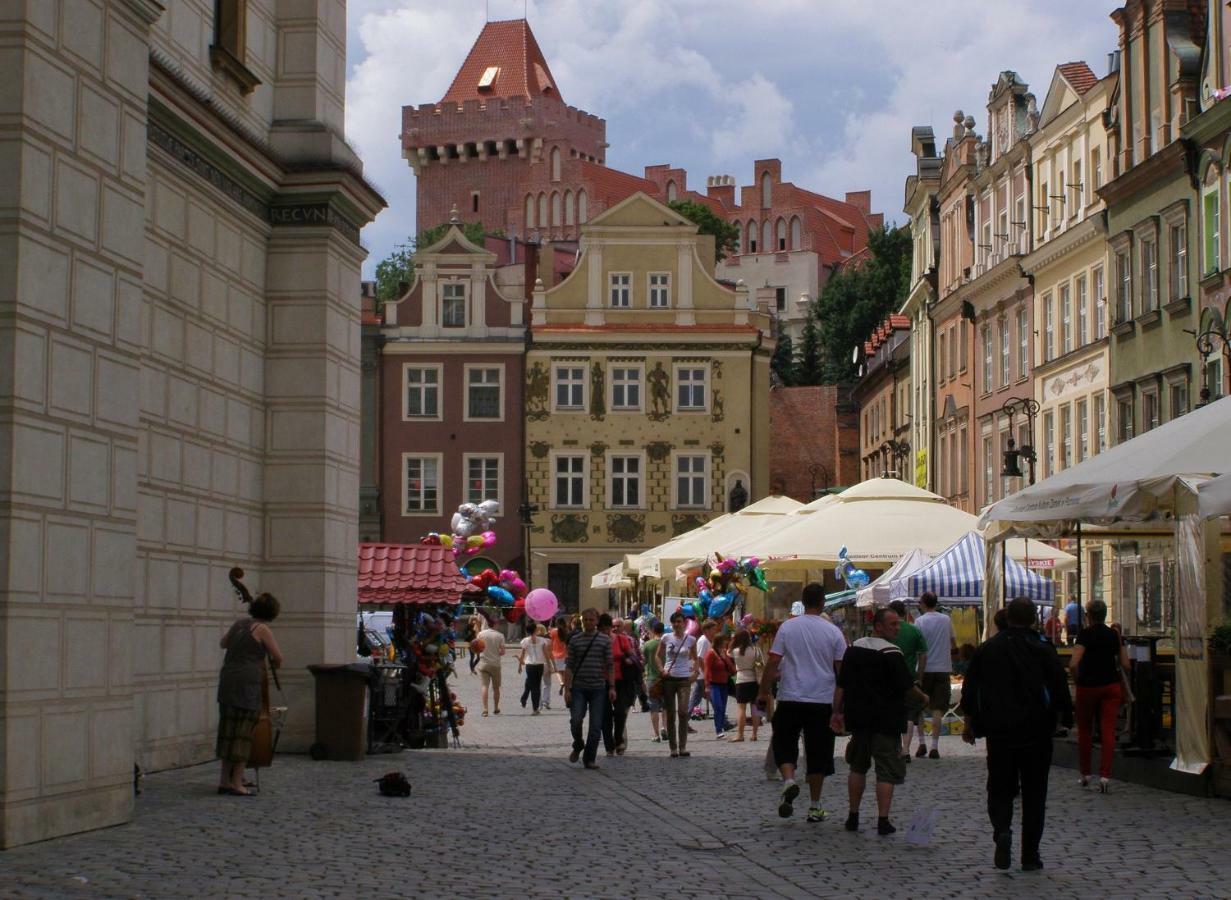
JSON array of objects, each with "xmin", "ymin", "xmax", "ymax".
[
  {"xmin": 685, "ymin": 619, "xmax": 700, "ymax": 637},
  {"xmin": 524, "ymin": 588, "xmax": 559, "ymax": 622}
]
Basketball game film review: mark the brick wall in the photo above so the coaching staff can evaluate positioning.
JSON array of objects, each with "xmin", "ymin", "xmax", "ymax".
[{"xmin": 769, "ymin": 385, "xmax": 857, "ymax": 500}]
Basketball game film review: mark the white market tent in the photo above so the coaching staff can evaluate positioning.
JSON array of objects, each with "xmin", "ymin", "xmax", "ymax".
[
  {"xmin": 891, "ymin": 531, "xmax": 1053, "ymax": 605},
  {"xmin": 1198, "ymin": 471, "xmax": 1231, "ymax": 519},
  {"xmin": 856, "ymin": 547, "xmax": 931, "ymax": 608},
  {"xmin": 591, "ymin": 561, "xmax": 633, "ymax": 590},
  {"xmin": 979, "ymin": 393, "xmax": 1231, "ymax": 776}
]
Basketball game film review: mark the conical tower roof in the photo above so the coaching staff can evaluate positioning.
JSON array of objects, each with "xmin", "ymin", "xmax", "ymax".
[{"xmin": 441, "ymin": 19, "xmax": 562, "ymax": 105}]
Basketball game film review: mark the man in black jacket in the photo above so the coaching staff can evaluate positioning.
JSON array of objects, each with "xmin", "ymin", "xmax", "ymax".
[{"xmin": 963, "ymin": 597, "xmax": 1074, "ymax": 872}]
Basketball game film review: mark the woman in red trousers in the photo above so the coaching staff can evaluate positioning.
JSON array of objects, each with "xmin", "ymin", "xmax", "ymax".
[{"xmin": 1069, "ymin": 599, "xmax": 1130, "ymax": 793}]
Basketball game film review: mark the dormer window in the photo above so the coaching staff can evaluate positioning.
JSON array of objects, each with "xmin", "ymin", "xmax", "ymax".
[
  {"xmin": 478, "ymin": 66, "xmax": 500, "ymax": 91},
  {"xmin": 442, "ymin": 282, "xmax": 466, "ymax": 327}
]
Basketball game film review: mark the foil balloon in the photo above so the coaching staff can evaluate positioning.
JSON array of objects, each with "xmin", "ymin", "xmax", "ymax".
[
  {"xmin": 790, "ymin": 601, "xmax": 804, "ymax": 617},
  {"xmin": 685, "ymin": 619, "xmax": 700, "ymax": 637},
  {"xmin": 524, "ymin": 588, "xmax": 559, "ymax": 622}
]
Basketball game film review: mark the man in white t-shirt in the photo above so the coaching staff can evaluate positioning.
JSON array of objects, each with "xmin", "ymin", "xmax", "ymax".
[
  {"xmin": 757, "ymin": 583, "xmax": 847, "ymax": 823},
  {"xmin": 475, "ymin": 621, "xmax": 506, "ymax": 717},
  {"xmin": 913, "ymin": 592, "xmax": 956, "ymax": 759}
]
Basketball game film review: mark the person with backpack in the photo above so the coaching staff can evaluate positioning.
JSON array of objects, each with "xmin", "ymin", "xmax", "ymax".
[{"xmin": 962, "ymin": 597, "xmax": 1074, "ymax": 872}]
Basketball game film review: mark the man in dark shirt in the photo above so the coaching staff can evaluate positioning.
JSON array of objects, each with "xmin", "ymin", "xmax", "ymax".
[
  {"xmin": 562, "ymin": 608, "xmax": 614, "ymax": 770},
  {"xmin": 830, "ymin": 608, "xmax": 924, "ymax": 835},
  {"xmin": 963, "ymin": 597, "xmax": 1074, "ymax": 872}
]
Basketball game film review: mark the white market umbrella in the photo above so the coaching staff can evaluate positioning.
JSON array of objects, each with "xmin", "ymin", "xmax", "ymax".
[
  {"xmin": 636, "ymin": 495, "xmax": 802, "ymax": 579},
  {"xmin": 1199, "ymin": 471, "xmax": 1231, "ymax": 519},
  {"xmin": 856, "ymin": 547, "xmax": 931, "ymax": 608}
]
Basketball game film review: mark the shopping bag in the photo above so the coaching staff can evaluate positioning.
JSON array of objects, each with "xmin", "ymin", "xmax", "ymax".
[{"xmin": 905, "ymin": 808, "xmax": 939, "ymax": 846}]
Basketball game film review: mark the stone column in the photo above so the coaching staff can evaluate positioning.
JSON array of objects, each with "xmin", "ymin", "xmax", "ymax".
[{"xmin": 0, "ymin": 0, "xmax": 161, "ymax": 848}]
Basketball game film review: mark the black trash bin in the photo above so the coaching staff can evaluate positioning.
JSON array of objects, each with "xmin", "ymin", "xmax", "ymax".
[{"xmin": 307, "ymin": 663, "xmax": 375, "ymax": 761}]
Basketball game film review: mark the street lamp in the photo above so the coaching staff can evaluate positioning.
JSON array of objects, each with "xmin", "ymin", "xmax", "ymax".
[
  {"xmin": 999, "ymin": 397, "xmax": 1040, "ymax": 484},
  {"xmin": 1195, "ymin": 311, "xmax": 1230, "ymax": 408},
  {"xmin": 878, "ymin": 439, "xmax": 910, "ymax": 479}
]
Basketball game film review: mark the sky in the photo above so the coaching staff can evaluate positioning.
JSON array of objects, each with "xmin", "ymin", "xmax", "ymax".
[{"xmin": 345, "ymin": 0, "xmax": 1117, "ymax": 277}]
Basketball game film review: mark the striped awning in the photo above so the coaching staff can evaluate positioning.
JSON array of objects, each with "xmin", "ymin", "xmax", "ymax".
[{"xmin": 895, "ymin": 531, "xmax": 1053, "ymax": 604}]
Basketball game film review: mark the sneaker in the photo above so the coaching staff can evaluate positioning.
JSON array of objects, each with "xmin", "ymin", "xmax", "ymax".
[
  {"xmin": 1021, "ymin": 859, "xmax": 1045, "ymax": 872},
  {"xmin": 994, "ymin": 830, "xmax": 1012, "ymax": 870},
  {"xmin": 651, "ymin": 736, "xmax": 662, "ymax": 743},
  {"xmin": 1098, "ymin": 778, "xmax": 1111, "ymax": 794},
  {"xmin": 568, "ymin": 750, "xmax": 580, "ymax": 763},
  {"xmin": 778, "ymin": 781, "xmax": 800, "ymax": 818},
  {"xmin": 877, "ymin": 818, "xmax": 896, "ymax": 836},
  {"xmin": 928, "ymin": 748, "xmax": 939, "ymax": 760},
  {"xmin": 716, "ymin": 732, "xmax": 726, "ymax": 740},
  {"xmin": 844, "ymin": 813, "xmax": 859, "ymax": 832},
  {"xmin": 915, "ymin": 744, "xmax": 927, "ymax": 758},
  {"xmin": 660, "ymin": 729, "xmax": 668, "ymax": 741},
  {"xmin": 806, "ymin": 807, "xmax": 829, "ymax": 823}
]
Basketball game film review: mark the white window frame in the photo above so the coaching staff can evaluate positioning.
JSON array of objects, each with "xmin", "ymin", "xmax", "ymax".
[
  {"xmin": 1060, "ymin": 283, "xmax": 1072, "ymax": 354},
  {"xmin": 1095, "ymin": 392, "xmax": 1107, "ymax": 453},
  {"xmin": 403, "ymin": 364, "xmax": 442, "ymax": 421},
  {"xmin": 552, "ymin": 365, "xmax": 586, "ymax": 411},
  {"xmin": 982, "ymin": 432, "xmax": 994, "ymax": 506},
  {"xmin": 462, "ymin": 453, "xmax": 503, "ymax": 506},
  {"xmin": 999, "ymin": 319, "xmax": 1010, "ymax": 387},
  {"xmin": 1093, "ymin": 265, "xmax": 1106, "ymax": 337},
  {"xmin": 402, "ymin": 452, "xmax": 442, "ymax": 516},
  {"xmin": 1170, "ymin": 221, "xmax": 1187, "ymax": 301},
  {"xmin": 463, "ymin": 363, "xmax": 504, "ymax": 422},
  {"xmin": 1141, "ymin": 387, "xmax": 1160, "ymax": 432},
  {"xmin": 1060, "ymin": 403, "xmax": 1072, "ymax": 470},
  {"xmin": 672, "ymin": 451, "xmax": 710, "ymax": 509},
  {"xmin": 606, "ymin": 451, "xmax": 646, "ymax": 509},
  {"xmin": 441, "ymin": 280, "xmax": 467, "ymax": 328},
  {"xmin": 1076, "ymin": 274, "xmax": 1088, "ymax": 347},
  {"xmin": 1141, "ymin": 236, "xmax": 1158, "ymax": 312},
  {"xmin": 647, "ymin": 272, "xmax": 671, "ymax": 308},
  {"xmin": 1043, "ymin": 411, "xmax": 1055, "ymax": 478},
  {"xmin": 609, "ymin": 364, "xmax": 643, "ymax": 412},
  {"xmin": 981, "ymin": 325, "xmax": 993, "ymax": 393},
  {"xmin": 609, "ymin": 272, "xmax": 632, "ymax": 308},
  {"xmin": 1114, "ymin": 246, "xmax": 1132, "ymax": 323},
  {"xmin": 550, "ymin": 451, "xmax": 589, "ymax": 510},
  {"xmin": 1203, "ymin": 181, "xmax": 1221, "ymax": 275},
  {"xmin": 1076, "ymin": 398, "xmax": 1089, "ymax": 463},
  {"xmin": 674, "ymin": 364, "xmax": 708, "ymax": 412},
  {"xmin": 1016, "ymin": 306, "xmax": 1029, "ymax": 378}
]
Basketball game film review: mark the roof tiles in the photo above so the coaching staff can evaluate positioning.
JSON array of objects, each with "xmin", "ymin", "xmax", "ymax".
[
  {"xmin": 1057, "ymin": 61, "xmax": 1098, "ymax": 96},
  {"xmin": 441, "ymin": 19, "xmax": 561, "ymax": 105},
  {"xmin": 357, "ymin": 542, "xmax": 477, "ymax": 605}
]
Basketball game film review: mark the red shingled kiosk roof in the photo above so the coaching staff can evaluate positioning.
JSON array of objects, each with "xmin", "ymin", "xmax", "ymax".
[{"xmin": 358, "ymin": 542, "xmax": 476, "ymax": 605}]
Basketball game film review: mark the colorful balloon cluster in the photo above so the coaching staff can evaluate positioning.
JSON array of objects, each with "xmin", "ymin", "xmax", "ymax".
[
  {"xmin": 834, "ymin": 545, "xmax": 870, "ymax": 591},
  {"xmin": 683, "ymin": 555, "xmax": 770, "ymax": 620},
  {"xmin": 405, "ymin": 610, "xmax": 457, "ymax": 680},
  {"xmin": 421, "ymin": 500, "xmax": 500, "ymax": 557},
  {"xmin": 462, "ymin": 566, "xmax": 529, "ymax": 622}
]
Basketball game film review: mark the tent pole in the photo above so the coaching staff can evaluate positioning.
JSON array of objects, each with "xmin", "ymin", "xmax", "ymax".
[{"xmin": 1000, "ymin": 541, "xmax": 1006, "ymax": 609}]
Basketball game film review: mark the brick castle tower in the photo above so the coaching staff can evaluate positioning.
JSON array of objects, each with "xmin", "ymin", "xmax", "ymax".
[{"xmin": 402, "ymin": 19, "xmax": 607, "ymax": 236}]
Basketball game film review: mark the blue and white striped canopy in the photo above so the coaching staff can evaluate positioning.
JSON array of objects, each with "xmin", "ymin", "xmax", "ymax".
[{"xmin": 899, "ymin": 531, "xmax": 1053, "ymax": 604}]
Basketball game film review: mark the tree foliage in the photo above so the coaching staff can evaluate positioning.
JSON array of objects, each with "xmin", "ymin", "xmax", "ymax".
[
  {"xmin": 793, "ymin": 306, "xmax": 824, "ymax": 386},
  {"xmin": 373, "ymin": 220, "xmax": 492, "ymax": 301},
  {"xmin": 814, "ymin": 226, "xmax": 913, "ymax": 383},
  {"xmin": 771, "ymin": 333, "xmax": 795, "ymax": 386},
  {"xmin": 668, "ymin": 200, "xmax": 739, "ymax": 263}
]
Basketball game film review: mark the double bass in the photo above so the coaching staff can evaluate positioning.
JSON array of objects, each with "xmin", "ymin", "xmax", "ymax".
[{"xmin": 229, "ymin": 567, "xmax": 281, "ymax": 769}]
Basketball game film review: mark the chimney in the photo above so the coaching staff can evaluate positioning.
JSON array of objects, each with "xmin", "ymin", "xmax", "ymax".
[{"xmin": 707, "ymin": 174, "xmax": 736, "ymax": 209}]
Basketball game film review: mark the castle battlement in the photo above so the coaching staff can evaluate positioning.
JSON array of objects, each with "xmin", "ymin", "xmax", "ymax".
[{"xmin": 403, "ymin": 95, "xmax": 605, "ymax": 148}]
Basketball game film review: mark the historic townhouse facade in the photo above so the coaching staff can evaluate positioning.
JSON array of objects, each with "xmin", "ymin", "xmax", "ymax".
[
  {"xmin": 0, "ymin": 0, "xmax": 383, "ymax": 847},
  {"xmin": 902, "ymin": 127, "xmax": 942, "ymax": 489},
  {"xmin": 854, "ymin": 317, "xmax": 911, "ymax": 481},
  {"xmin": 931, "ymin": 114, "xmax": 981, "ymax": 513},
  {"xmin": 968, "ymin": 72, "xmax": 1037, "ymax": 510},
  {"xmin": 524, "ymin": 193, "xmax": 774, "ymax": 608}
]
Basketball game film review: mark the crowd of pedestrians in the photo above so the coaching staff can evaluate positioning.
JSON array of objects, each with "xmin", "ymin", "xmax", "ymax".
[{"xmin": 468, "ymin": 585, "xmax": 1119, "ymax": 872}]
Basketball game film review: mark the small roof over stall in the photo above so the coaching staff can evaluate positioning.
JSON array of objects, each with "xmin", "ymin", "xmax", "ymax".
[{"xmin": 358, "ymin": 543, "xmax": 478, "ymax": 605}]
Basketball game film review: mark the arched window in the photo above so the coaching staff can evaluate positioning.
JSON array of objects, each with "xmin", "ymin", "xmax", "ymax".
[
  {"xmin": 666, "ymin": 180, "xmax": 678, "ymax": 202},
  {"xmin": 525, "ymin": 194, "xmax": 536, "ymax": 229},
  {"xmin": 762, "ymin": 220, "xmax": 772, "ymax": 253},
  {"xmin": 747, "ymin": 218, "xmax": 758, "ymax": 253},
  {"xmin": 550, "ymin": 146, "xmax": 561, "ymax": 181},
  {"xmin": 776, "ymin": 217, "xmax": 787, "ymax": 251},
  {"xmin": 538, "ymin": 192, "xmax": 548, "ymax": 228},
  {"xmin": 577, "ymin": 189, "xmax": 589, "ymax": 223},
  {"xmin": 735, "ymin": 221, "xmax": 743, "ymax": 253},
  {"xmin": 761, "ymin": 172, "xmax": 772, "ymax": 208},
  {"xmin": 564, "ymin": 190, "xmax": 574, "ymax": 225},
  {"xmin": 790, "ymin": 216, "xmax": 802, "ymax": 250},
  {"xmin": 551, "ymin": 191, "xmax": 562, "ymax": 226}
]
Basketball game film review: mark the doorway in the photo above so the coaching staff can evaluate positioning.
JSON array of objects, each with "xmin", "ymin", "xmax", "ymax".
[{"xmin": 548, "ymin": 563, "xmax": 580, "ymax": 613}]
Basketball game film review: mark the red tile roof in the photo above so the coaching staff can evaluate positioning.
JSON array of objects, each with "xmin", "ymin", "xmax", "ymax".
[
  {"xmin": 441, "ymin": 19, "xmax": 561, "ymax": 105},
  {"xmin": 357, "ymin": 543, "xmax": 478, "ymax": 605},
  {"xmin": 1057, "ymin": 62, "xmax": 1098, "ymax": 96},
  {"xmin": 579, "ymin": 160, "xmax": 659, "ymax": 203}
]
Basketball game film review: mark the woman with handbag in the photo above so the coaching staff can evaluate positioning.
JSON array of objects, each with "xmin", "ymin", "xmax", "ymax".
[
  {"xmin": 730, "ymin": 629, "xmax": 762, "ymax": 742},
  {"xmin": 643, "ymin": 620, "xmax": 667, "ymax": 742},
  {"xmin": 654, "ymin": 612, "xmax": 698, "ymax": 758},
  {"xmin": 1069, "ymin": 598, "xmax": 1130, "ymax": 793}
]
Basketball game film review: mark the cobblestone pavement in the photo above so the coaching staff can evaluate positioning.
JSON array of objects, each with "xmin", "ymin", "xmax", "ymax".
[{"xmin": 4, "ymin": 658, "xmax": 1229, "ymax": 899}]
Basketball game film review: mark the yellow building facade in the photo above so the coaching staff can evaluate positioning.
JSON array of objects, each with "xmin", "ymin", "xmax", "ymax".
[{"xmin": 526, "ymin": 193, "xmax": 775, "ymax": 608}]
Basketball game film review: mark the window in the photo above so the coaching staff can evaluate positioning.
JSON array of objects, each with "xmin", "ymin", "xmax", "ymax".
[
  {"xmin": 648, "ymin": 273, "xmax": 670, "ymax": 308},
  {"xmin": 577, "ymin": 190, "xmax": 588, "ymax": 223},
  {"xmin": 553, "ymin": 455, "xmax": 587, "ymax": 508},
  {"xmin": 1089, "ymin": 548, "xmax": 1104, "ymax": 603},
  {"xmin": 525, "ymin": 194, "xmax": 536, "ymax": 228},
  {"xmin": 538, "ymin": 193, "xmax": 547, "ymax": 228},
  {"xmin": 1043, "ymin": 293, "xmax": 1054, "ymax": 362},
  {"xmin": 1208, "ymin": 355, "xmax": 1225, "ymax": 401},
  {"xmin": 609, "ymin": 455, "xmax": 642, "ymax": 508},
  {"xmin": 1060, "ymin": 284, "xmax": 1072, "ymax": 354},
  {"xmin": 1170, "ymin": 380, "xmax": 1188, "ymax": 419},
  {"xmin": 1115, "ymin": 251, "xmax": 1131, "ymax": 323},
  {"xmin": 1093, "ymin": 266, "xmax": 1106, "ymax": 337},
  {"xmin": 1071, "ymin": 160, "xmax": 1083, "ymax": 213},
  {"xmin": 675, "ymin": 454, "xmax": 708, "ymax": 508},
  {"xmin": 554, "ymin": 366, "xmax": 585, "ymax": 410},
  {"xmin": 747, "ymin": 219, "xmax": 757, "ymax": 253},
  {"xmin": 403, "ymin": 455, "xmax": 440, "ymax": 514},
  {"xmin": 761, "ymin": 172, "xmax": 772, "ymax": 208},
  {"xmin": 1060, "ymin": 404, "xmax": 1072, "ymax": 470},
  {"xmin": 790, "ymin": 217, "xmax": 802, "ymax": 250},
  {"xmin": 1043, "ymin": 411, "xmax": 1055, "ymax": 478},
  {"xmin": 775, "ymin": 287, "xmax": 786, "ymax": 313},
  {"xmin": 610, "ymin": 366, "xmax": 641, "ymax": 411},
  {"xmin": 1142, "ymin": 389, "xmax": 1159, "ymax": 432},
  {"xmin": 551, "ymin": 191, "xmax": 561, "ymax": 225},
  {"xmin": 983, "ymin": 434, "xmax": 994, "ymax": 504},
  {"xmin": 1170, "ymin": 223, "xmax": 1187, "ymax": 300},
  {"xmin": 464, "ymin": 455, "xmax": 501, "ymax": 505},
  {"xmin": 1076, "ymin": 398, "xmax": 1089, "ymax": 462},
  {"xmin": 404, "ymin": 366, "xmax": 440, "ymax": 419},
  {"xmin": 937, "ymin": 331, "xmax": 947, "ymax": 381},
  {"xmin": 465, "ymin": 366, "xmax": 502, "ymax": 420},
  {"xmin": 564, "ymin": 190, "xmax": 574, "ymax": 225},
  {"xmin": 550, "ymin": 147, "xmax": 561, "ymax": 181},
  {"xmin": 1017, "ymin": 307, "xmax": 1029, "ymax": 377},
  {"xmin": 1091, "ymin": 147, "xmax": 1102, "ymax": 192},
  {"xmin": 1076, "ymin": 275, "xmax": 1088, "ymax": 346},
  {"xmin": 959, "ymin": 425, "xmax": 968, "ymax": 494},
  {"xmin": 609, "ymin": 273, "xmax": 631, "ymax": 308},
  {"xmin": 666, "ymin": 180, "xmax": 677, "ymax": 203},
  {"xmin": 999, "ymin": 320, "xmax": 1010, "ymax": 387},
  {"xmin": 1095, "ymin": 392, "xmax": 1107, "ymax": 453},
  {"xmin": 1204, "ymin": 186, "xmax": 1221, "ymax": 274},
  {"xmin": 442, "ymin": 282, "xmax": 466, "ymax": 327},
  {"xmin": 676, "ymin": 367, "xmax": 707, "ymax": 411},
  {"xmin": 471, "ymin": 191, "xmax": 480, "ymax": 214},
  {"xmin": 1116, "ymin": 396, "xmax": 1134, "ymax": 444},
  {"xmin": 1038, "ymin": 181, "xmax": 1049, "ymax": 237},
  {"xmin": 777, "ymin": 218, "xmax": 787, "ymax": 251},
  {"xmin": 214, "ymin": 0, "xmax": 247, "ymax": 62},
  {"xmin": 981, "ymin": 326, "xmax": 993, "ymax": 392},
  {"xmin": 1141, "ymin": 237, "xmax": 1158, "ymax": 312}
]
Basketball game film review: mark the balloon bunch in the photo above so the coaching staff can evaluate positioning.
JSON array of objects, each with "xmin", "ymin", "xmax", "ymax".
[
  {"xmin": 405, "ymin": 610, "xmax": 457, "ymax": 680},
  {"xmin": 684, "ymin": 555, "xmax": 770, "ymax": 619},
  {"xmin": 834, "ymin": 545, "xmax": 870, "ymax": 591},
  {"xmin": 421, "ymin": 501, "xmax": 500, "ymax": 558},
  {"xmin": 462, "ymin": 566, "xmax": 529, "ymax": 622}
]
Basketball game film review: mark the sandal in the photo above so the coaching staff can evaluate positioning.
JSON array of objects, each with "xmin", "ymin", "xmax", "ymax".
[
  {"xmin": 482, "ymin": 711, "xmax": 489, "ymax": 717},
  {"xmin": 729, "ymin": 736, "xmax": 745, "ymax": 742}
]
